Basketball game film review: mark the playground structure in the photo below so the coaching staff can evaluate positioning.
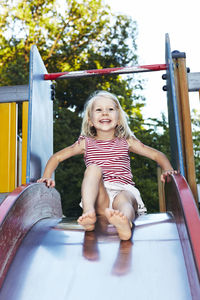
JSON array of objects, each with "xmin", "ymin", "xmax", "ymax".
[{"xmin": 0, "ymin": 34, "xmax": 199, "ymax": 299}]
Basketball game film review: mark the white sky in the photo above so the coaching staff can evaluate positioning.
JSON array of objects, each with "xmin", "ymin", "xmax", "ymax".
[{"xmin": 105, "ymin": 0, "xmax": 200, "ymax": 120}]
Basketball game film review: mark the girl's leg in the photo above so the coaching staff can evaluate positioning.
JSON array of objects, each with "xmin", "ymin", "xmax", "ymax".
[
  {"xmin": 105, "ymin": 191, "xmax": 138, "ymax": 240},
  {"xmin": 77, "ymin": 164, "xmax": 109, "ymax": 231}
]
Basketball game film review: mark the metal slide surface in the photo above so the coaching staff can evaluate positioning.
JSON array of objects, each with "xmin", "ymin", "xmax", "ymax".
[{"xmin": 0, "ymin": 213, "xmax": 192, "ymax": 300}]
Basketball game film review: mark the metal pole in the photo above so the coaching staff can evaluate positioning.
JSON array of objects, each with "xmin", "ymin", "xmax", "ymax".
[{"xmin": 44, "ymin": 64, "xmax": 167, "ymax": 80}]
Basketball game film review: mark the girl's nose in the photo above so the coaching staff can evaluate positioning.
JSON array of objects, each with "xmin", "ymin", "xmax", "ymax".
[{"xmin": 102, "ymin": 109, "xmax": 108, "ymax": 115}]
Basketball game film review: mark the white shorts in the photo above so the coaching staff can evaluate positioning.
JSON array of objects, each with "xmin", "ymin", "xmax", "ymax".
[
  {"xmin": 104, "ymin": 181, "xmax": 147, "ymax": 215},
  {"xmin": 80, "ymin": 181, "xmax": 147, "ymax": 216}
]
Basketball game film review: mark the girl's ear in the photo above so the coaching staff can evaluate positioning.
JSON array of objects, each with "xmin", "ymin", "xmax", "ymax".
[{"xmin": 89, "ymin": 118, "xmax": 93, "ymax": 127}]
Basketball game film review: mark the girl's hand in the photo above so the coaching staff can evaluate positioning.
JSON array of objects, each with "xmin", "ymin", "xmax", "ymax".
[
  {"xmin": 161, "ymin": 170, "xmax": 178, "ymax": 183},
  {"xmin": 37, "ymin": 177, "xmax": 55, "ymax": 188}
]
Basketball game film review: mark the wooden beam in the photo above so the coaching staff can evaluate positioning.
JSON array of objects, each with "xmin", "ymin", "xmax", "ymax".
[
  {"xmin": 0, "ymin": 85, "xmax": 28, "ymax": 102},
  {"xmin": 188, "ymin": 72, "xmax": 200, "ymax": 91},
  {"xmin": 157, "ymin": 166, "xmax": 166, "ymax": 212}
]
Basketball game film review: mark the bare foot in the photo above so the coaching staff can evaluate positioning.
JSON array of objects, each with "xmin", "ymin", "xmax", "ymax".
[
  {"xmin": 105, "ymin": 208, "xmax": 132, "ymax": 240},
  {"xmin": 77, "ymin": 211, "xmax": 96, "ymax": 231}
]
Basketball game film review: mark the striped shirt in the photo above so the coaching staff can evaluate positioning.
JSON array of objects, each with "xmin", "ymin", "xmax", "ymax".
[{"xmin": 81, "ymin": 136, "xmax": 134, "ymax": 185}]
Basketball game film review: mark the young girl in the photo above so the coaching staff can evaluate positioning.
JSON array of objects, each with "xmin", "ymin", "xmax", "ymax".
[{"xmin": 38, "ymin": 91, "xmax": 176, "ymax": 240}]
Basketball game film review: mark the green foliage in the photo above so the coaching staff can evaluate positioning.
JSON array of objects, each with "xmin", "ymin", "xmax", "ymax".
[
  {"xmin": 131, "ymin": 115, "xmax": 171, "ymax": 212},
  {"xmin": 0, "ymin": 0, "xmax": 171, "ymax": 216},
  {"xmin": 53, "ymin": 106, "xmax": 84, "ymax": 216},
  {"xmin": 0, "ymin": 0, "xmax": 110, "ymax": 85},
  {"xmin": 191, "ymin": 109, "xmax": 200, "ymax": 183}
]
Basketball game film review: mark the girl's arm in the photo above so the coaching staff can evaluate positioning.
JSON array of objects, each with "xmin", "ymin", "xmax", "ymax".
[
  {"xmin": 37, "ymin": 139, "xmax": 85, "ymax": 187},
  {"xmin": 127, "ymin": 136, "xmax": 176, "ymax": 182}
]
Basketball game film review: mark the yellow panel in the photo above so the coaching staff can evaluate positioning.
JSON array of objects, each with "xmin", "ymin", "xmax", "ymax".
[
  {"xmin": 0, "ymin": 103, "xmax": 17, "ymax": 192},
  {"xmin": 21, "ymin": 101, "xmax": 29, "ymax": 184}
]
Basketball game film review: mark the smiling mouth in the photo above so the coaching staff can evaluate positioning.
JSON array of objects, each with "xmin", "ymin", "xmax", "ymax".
[{"xmin": 99, "ymin": 119, "xmax": 111, "ymax": 123}]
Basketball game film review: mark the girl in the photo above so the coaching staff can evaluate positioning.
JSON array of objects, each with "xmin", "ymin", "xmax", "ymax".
[{"xmin": 38, "ymin": 91, "xmax": 176, "ymax": 240}]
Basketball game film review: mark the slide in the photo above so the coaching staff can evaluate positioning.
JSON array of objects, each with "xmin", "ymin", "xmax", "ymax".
[{"xmin": 0, "ymin": 175, "xmax": 199, "ymax": 300}]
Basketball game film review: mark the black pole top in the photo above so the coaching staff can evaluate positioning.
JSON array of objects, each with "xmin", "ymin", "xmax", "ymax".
[{"xmin": 172, "ymin": 50, "xmax": 186, "ymax": 59}]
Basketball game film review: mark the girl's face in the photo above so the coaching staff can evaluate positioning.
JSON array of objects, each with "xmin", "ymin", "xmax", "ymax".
[{"xmin": 89, "ymin": 97, "xmax": 119, "ymax": 138}]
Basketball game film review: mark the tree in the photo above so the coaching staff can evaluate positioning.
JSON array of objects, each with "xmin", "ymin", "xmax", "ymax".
[
  {"xmin": 0, "ymin": 0, "xmax": 167, "ymax": 216},
  {"xmin": 131, "ymin": 115, "xmax": 171, "ymax": 212},
  {"xmin": 0, "ymin": 0, "xmax": 110, "ymax": 85},
  {"xmin": 52, "ymin": 12, "xmax": 145, "ymax": 216},
  {"xmin": 191, "ymin": 109, "xmax": 200, "ymax": 183}
]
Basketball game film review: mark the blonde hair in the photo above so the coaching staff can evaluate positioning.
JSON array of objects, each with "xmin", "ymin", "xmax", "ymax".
[{"xmin": 81, "ymin": 91, "xmax": 134, "ymax": 139}]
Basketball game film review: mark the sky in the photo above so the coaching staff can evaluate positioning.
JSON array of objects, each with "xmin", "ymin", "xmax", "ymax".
[{"xmin": 105, "ymin": 0, "xmax": 200, "ymax": 120}]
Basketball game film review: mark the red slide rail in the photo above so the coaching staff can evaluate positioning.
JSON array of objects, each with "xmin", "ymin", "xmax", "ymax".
[
  {"xmin": 44, "ymin": 64, "xmax": 167, "ymax": 80},
  {"xmin": 165, "ymin": 174, "xmax": 200, "ymax": 299},
  {"xmin": 0, "ymin": 183, "xmax": 62, "ymax": 288}
]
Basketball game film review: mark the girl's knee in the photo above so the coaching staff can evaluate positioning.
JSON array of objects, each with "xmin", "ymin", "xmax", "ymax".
[
  {"xmin": 84, "ymin": 164, "xmax": 102, "ymax": 177},
  {"xmin": 112, "ymin": 191, "xmax": 137, "ymax": 209}
]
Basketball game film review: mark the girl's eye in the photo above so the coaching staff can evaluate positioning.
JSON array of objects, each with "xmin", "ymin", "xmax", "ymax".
[
  {"xmin": 96, "ymin": 108, "xmax": 101, "ymax": 112},
  {"xmin": 109, "ymin": 108, "xmax": 114, "ymax": 111}
]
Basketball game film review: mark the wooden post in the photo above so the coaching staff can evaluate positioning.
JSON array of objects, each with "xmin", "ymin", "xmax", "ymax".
[
  {"xmin": 172, "ymin": 52, "xmax": 198, "ymax": 204},
  {"xmin": 157, "ymin": 166, "xmax": 166, "ymax": 212}
]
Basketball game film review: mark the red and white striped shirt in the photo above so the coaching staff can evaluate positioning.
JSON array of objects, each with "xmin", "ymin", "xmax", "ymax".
[{"xmin": 81, "ymin": 136, "xmax": 134, "ymax": 185}]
